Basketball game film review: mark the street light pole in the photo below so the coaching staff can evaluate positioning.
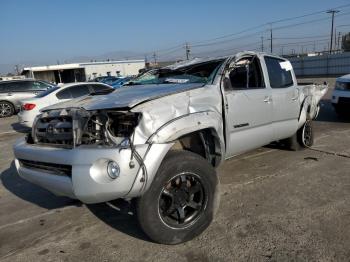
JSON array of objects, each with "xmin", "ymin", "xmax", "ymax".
[
  {"xmin": 270, "ymin": 24, "xmax": 273, "ymax": 53},
  {"xmin": 327, "ymin": 10, "xmax": 340, "ymax": 54}
]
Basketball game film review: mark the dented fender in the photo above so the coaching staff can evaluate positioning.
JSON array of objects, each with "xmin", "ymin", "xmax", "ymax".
[
  {"xmin": 297, "ymin": 84, "xmax": 328, "ymax": 128},
  {"xmin": 147, "ymin": 111, "xmax": 224, "ymax": 144}
]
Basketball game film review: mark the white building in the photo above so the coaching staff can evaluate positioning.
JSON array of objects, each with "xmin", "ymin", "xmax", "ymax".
[
  {"xmin": 22, "ymin": 60, "xmax": 145, "ymax": 83},
  {"xmin": 0, "ymin": 75, "xmax": 25, "ymax": 81}
]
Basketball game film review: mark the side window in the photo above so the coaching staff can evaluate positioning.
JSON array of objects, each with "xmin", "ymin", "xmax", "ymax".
[
  {"xmin": 69, "ymin": 85, "xmax": 90, "ymax": 98},
  {"xmin": 13, "ymin": 81, "xmax": 33, "ymax": 91},
  {"xmin": 0, "ymin": 83, "xmax": 10, "ymax": 92},
  {"xmin": 56, "ymin": 89, "xmax": 72, "ymax": 99},
  {"xmin": 224, "ymin": 56, "xmax": 265, "ymax": 90},
  {"xmin": 33, "ymin": 81, "xmax": 51, "ymax": 89},
  {"xmin": 91, "ymin": 84, "xmax": 111, "ymax": 92},
  {"xmin": 264, "ymin": 57, "xmax": 294, "ymax": 88}
]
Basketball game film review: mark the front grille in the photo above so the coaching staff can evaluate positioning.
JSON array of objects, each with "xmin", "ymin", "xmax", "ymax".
[
  {"xmin": 34, "ymin": 113, "xmax": 73, "ymax": 147},
  {"xmin": 19, "ymin": 159, "xmax": 72, "ymax": 177}
]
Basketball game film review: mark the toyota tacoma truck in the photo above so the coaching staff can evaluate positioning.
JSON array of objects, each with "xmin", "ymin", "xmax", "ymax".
[{"xmin": 13, "ymin": 52, "xmax": 328, "ymax": 244}]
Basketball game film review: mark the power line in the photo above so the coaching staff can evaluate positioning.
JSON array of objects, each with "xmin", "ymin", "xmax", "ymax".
[
  {"xmin": 327, "ymin": 9, "xmax": 340, "ymax": 53},
  {"xmin": 189, "ymin": 3, "xmax": 350, "ymax": 46},
  {"xmin": 148, "ymin": 5, "xmax": 350, "ymax": 61},
  {"xmin": 189, "ymin": 11, "xmax": 350, "ymax": 52}
]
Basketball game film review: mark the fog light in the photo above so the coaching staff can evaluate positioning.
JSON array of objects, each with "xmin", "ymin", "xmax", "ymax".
[{"xmin": 107, "ymin": 161, "xmax": 120, "ymax": 179}]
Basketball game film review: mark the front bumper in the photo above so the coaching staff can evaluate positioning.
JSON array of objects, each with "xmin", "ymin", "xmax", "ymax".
[
  {"xmin": 331, "ymin": 89, "xmax": 350, "ymax": 105},
  {"xmin": 13, "ymin": 137, "xmax": 172, "ymax": 203}
]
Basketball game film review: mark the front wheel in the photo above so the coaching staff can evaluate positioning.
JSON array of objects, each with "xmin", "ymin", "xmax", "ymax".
[{"xmin": 136, "ymin": 150, "xmax": 220, "ymax": 245}]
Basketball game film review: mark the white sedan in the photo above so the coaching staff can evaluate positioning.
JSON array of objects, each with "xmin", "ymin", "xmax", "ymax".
[{"xmin": 18, "ymin": 82, "xmax": 113, "ymax": 127}]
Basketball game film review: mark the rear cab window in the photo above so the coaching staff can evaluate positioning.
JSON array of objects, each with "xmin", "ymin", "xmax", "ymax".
[{"xmin": 264, "ymin": 56, "xmax": 294, "ymax": 88}]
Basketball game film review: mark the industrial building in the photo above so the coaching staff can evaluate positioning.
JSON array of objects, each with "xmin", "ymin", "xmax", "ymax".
[{"xmin": 21, "ymin": 60, "xmax": 145, "ymax": 83}]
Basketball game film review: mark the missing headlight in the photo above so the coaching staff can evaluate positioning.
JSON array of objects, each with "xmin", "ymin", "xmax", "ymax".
[{"xmin": 107, "ymin": 112, "xmax": 141, "ymax": 138}]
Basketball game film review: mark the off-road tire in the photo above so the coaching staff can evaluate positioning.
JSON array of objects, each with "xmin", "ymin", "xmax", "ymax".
[{"xmin": 136, "ymin": 150, "xmax": 220, "ymax": 245}]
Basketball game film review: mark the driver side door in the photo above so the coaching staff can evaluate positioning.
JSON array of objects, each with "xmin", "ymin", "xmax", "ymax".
[{"xmin": 224, "ymin": 56, "xmax": 273, "ymax": 158}]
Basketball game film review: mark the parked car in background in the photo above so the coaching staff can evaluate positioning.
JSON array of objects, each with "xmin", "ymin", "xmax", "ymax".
[
  {"xmin": 18, "ymin": 82, "xmax": 113, "ymax": 127},
  {"xmin": 0, "ymin": 79, "xmax": 55, "ymax": 117},
  {"xmin": 90, "ymin": 76, "xmax": 119, "ymax": 85},
  {"xmin": 110, "ymin": 76, "xmax": 133, "ymax": 88},
  {"xmin": 331, "ymin": 74, "xmax": 350, "ymax": 116}
]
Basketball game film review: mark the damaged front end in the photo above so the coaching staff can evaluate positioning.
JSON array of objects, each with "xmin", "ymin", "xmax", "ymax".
[
  {"xmin": 15, "ymin": 106, "xmax": 173, "ymax": 203},
  {"xmin": 29, "ymin": 108, "xmax": 141, "ymax": 148}
]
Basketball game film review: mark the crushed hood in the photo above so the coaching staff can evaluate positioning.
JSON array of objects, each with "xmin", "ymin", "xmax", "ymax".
[{"xmin": 42, "ymin": 83, "xmax": 204, "ymax": 111}]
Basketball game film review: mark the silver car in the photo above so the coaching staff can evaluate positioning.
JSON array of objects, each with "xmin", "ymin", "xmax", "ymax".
[
  {"xmin": 0, "ymin": 79, "xmax": 54, "ymax": 117},
  {"xmin": 13, "ymin": 52, "xmax": 328, "ymax": 244}
]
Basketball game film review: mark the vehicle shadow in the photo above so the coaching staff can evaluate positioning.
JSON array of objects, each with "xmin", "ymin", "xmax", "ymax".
[
  {"xmin": 266, "ymin": 99, "xmax": 349, "ymax": 151},
  {"xmin": 1, "ymin": 162, "xmax": 149, "ymax": 241},
  {"xmin": 87, "ymin": 200, "xmax": 150, "ymax": 242},
  {"xmin": 0, "ymin": 161, "xmax": 79, "ymax": 209},
  {"xmin": 315, "ymin": 99, "xmax": 350, "ymax": 123},
  {"xmin": 11, "ymin": 122, "xmax": 31, "ymax": 134}
]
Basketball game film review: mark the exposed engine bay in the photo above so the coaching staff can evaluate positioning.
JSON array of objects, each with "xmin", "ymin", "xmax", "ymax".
[{"xmin": 29, "ymin": 108, "xmax": 141, "ymax": 148}]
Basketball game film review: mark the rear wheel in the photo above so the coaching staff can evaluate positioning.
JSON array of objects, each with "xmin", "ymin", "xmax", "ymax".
[
  {"xmin": 0, "ymin": 101, "xmax": 14, "ymax": 118},
  {"xmin": 136, "ymin": 150, "xmax": 220, "ymax": 244},
  {"xmin": 284, "ymin": 120, "xmax": 314, "ymax": 151}
]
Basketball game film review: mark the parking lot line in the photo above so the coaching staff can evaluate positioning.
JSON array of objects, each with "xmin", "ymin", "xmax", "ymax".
[
  {"xmin": 0, "ymin": 205, "xmax": 78, "ymax": 231},
  {"xmin": 0, "ymin": 131, "xmax": 22, "ymax": 136}
]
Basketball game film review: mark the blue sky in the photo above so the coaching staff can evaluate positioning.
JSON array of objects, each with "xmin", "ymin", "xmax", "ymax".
[{"xmin": 1, "ymin": 0, "xmax": 350, "ymax": 72}]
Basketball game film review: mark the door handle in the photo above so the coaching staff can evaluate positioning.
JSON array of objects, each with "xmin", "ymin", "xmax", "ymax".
[
  {"xmin": 263, "ymin": 96, "xmax": 272, "ymax": 103},
  {"xmin": 7, "ymin": 93, "xmax": 13, "ymax": 96}
]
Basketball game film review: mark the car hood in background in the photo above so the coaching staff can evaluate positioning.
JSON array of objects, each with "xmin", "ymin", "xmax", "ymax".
[
  {"xmin": 337, "ymin": 74, "xmax": 350, "ymax": 82},
  {"xmin": 42, "ymin": 83, "xmax": 205, "ymax": 111}
]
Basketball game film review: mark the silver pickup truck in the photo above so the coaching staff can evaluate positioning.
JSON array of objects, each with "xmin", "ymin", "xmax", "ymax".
[{"xmin": 13, "ymin": 51, "xmax": 327, "ymax": 244}]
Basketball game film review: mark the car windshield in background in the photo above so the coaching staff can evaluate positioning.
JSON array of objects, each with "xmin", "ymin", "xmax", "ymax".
[
  {"xmin": 126, "ymin": 59, "xmax": 224, "ymax": 86},
  {"xmin": 35, "ymin": 86, "xmax": 60, "ymax": 98}
]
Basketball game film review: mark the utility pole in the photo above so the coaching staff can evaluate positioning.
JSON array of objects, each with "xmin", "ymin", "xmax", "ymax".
[
  {"xmin": 14, "ymin": 65, "xmax": 20, "ymax": 75},
  {"xmin": 185, "ymin": 42, "xmax": 191, "ymax": 60},
  {"xmin": 270, "ymin": 23, "xmax": 273, "ymax": 54},
  {"xmin": 337, "ymin": 32, "xmax": 342, "ymax": 50},
  {"xmin": 270, "ymin": 24, "xmax": 273, "ymax": 53},
  {"xmin": 261, "ymin": 36, "xmax": 264, "ymax": 52},
  {"xmin": 327, "ymin": 9, "xmax": 340, "ymax": 54},
  {"xmin": 152, "ymin": 52, "xmax": 157, "ymax": 65}
]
